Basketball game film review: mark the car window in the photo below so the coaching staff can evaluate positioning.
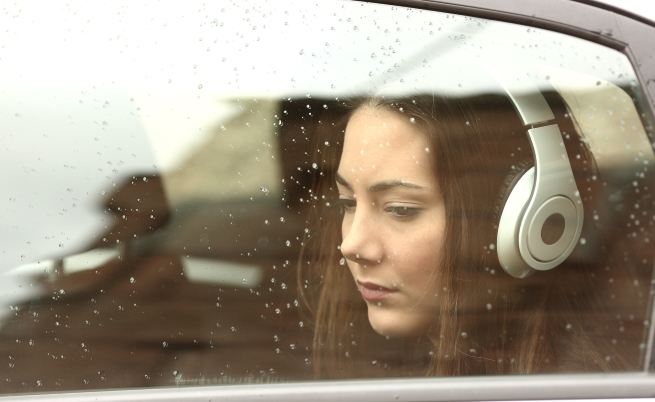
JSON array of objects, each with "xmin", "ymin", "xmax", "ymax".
[{"xmin": 1, "ymin": 0, "xmax": 654, "ymax": 394}]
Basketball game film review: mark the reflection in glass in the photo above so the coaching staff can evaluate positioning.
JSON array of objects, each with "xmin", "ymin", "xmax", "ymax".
[{"xmin": 0, "ymin": 0, "xmax": 654, "ymax": 394}]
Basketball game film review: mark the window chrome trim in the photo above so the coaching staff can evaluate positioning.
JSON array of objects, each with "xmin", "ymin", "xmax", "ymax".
[
  {"xmin": 573, "ymin": 0, "xmax": 655, "ymax": 27},
  {"xmin": 0, "ymin": 373, "xmax": 654, "ymax": 402}
]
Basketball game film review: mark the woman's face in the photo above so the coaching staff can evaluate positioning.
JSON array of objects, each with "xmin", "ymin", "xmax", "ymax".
[{"xmin": 336, "ymin": 106, "xmax": 446, "ymax": 338}]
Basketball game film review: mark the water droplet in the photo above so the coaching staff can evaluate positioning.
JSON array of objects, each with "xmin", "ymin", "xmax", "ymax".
[
  {"xmin": 579, "ymin": 238, "xmax": 586, "ymax": 245},
  {"xmin": 312, "ymin": 163, "xmax": 318, "ymax": 169},
  {"xmin": 129, "ymin": 277, "xmax": 135, "ymax": 284},
  {"xmin": 460, "ymin": 332, "xmax": 468, "ymax": 338},
  {"xmin": 275, "ymin": 308, "xmax": 281, "ymax": 314},
  {"xmin": 299, "ymin": 49, "xmax": 305, "ymax": 55},
  {"xmin": 198, "ymin": 84, "xmax": 203, "ymax": 89},
  {"xmin": 280, "ymin": 217, "xmax": 285, "ymax": 222},
  {"xmin": 371, "ymin": 53, "xmax": 376, "ymax": 59},
  {"xmin": 340, "ymin": 258, "xmax": 346, "ymax": 266},
  {"xmin": 486, "ymin": 303, "xmax": 492, "ymax": 310},
  {"xmin": 162, "ymin": 342, "xmax": 168, "ymax": 347},
  {"xmin": 286, "ymin": 240, "xmax": 291, "ymax": 247},
  {"xmin": 409, "ymin": 117, "xmax": 415, "ymax": 123}
]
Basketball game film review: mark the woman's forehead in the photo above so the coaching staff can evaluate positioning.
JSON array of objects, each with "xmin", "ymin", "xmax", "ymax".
[
  {"xmin": 345, "ymin": 106, "xmax": 426, "ymax": 148},
  {"xmin": 339, "ymin": 107, "xmax": 435, "ymax": 188}
]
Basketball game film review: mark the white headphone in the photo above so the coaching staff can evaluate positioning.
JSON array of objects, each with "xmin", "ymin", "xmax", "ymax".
[{"xmin": 485, "ymin": 64, "xmax": 584, "ymax": 278}]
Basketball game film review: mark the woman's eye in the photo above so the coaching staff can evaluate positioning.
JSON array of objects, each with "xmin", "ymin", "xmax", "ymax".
[
  {"xmin": 385, "ymin": 206, "xmax": 420, "ymax": 218},
  {"xmin": 334, "ymin": 198, "xmax": 356, "ymax": 213}
]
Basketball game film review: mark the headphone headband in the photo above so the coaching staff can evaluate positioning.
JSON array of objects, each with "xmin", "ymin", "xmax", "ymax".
[{"xmin": 478, "ymin": 60, "xmax": 585, "ymax": 278}]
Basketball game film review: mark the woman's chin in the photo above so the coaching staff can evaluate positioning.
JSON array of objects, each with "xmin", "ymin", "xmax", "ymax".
[{"xmin": 367, "ymin": 306, "xmax": 430, "ymax": 338}]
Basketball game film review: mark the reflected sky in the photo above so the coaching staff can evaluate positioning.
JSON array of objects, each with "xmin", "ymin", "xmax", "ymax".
[{"xmin": 0, "ymin": 0, "xmax": 649, "ymax": 274}]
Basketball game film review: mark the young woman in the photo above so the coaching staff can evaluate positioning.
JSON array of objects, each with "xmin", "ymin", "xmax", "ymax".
[{"xmin": 297, "ymin": 92, "xmax": 652, "ymax": 379}]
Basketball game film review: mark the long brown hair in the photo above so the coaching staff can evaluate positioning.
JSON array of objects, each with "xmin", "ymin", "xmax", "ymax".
[{"xmin": 297, "ymin": 92, "xmax": 651, "ymax": 378}]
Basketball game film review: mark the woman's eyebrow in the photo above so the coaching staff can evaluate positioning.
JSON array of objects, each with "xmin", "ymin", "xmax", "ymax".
[
  {"xmin": 335, "ymin": 172, "xmax": 353, "ymax": 191},
  {"xmin": 369, "ymin": 180, "xmax": 426, "ymax": 193},
  {"xmin": 335, "ymin": 172, "xmax": 426, "ymax": 193}
]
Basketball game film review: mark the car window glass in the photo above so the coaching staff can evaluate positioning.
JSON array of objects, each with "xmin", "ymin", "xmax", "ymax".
[{"xmin": 1, "ymin": 0, "xmax": 654, "ymax": 393}]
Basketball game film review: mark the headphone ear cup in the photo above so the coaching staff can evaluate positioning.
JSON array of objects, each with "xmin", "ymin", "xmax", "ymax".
[
  {"xmin": 494, "ymin": 160, "xmax": 533, "ymax": 228},
  {"xmin": 496, "ymin": 161, "xmax": 536, "ymax": 279}
]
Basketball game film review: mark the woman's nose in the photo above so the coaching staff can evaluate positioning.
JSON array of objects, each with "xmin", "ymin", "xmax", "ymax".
[{"xmin": 340, "ymin": 209, "xmax": 384, "ymax": 266}]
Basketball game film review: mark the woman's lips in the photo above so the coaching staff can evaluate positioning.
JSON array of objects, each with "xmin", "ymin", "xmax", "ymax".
[{"xmin": 357, "ymin": 280, "xmax": 397, "ymax": 302}]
